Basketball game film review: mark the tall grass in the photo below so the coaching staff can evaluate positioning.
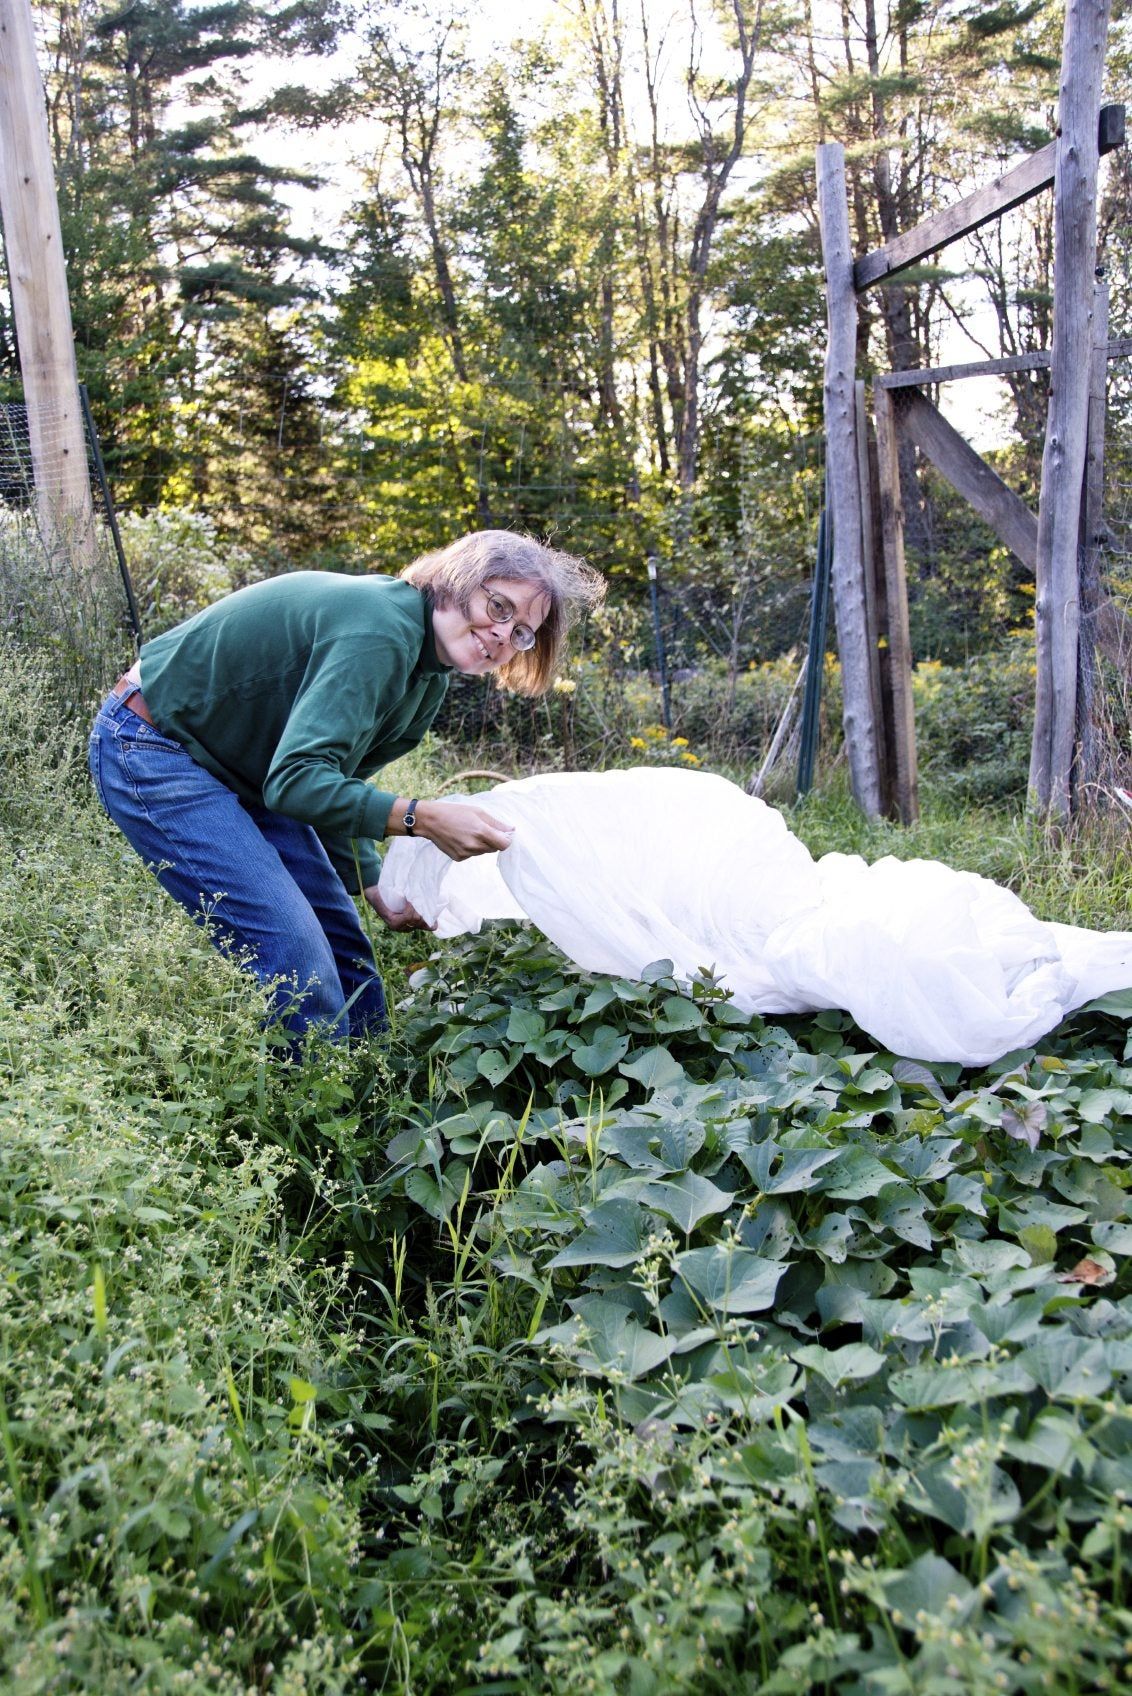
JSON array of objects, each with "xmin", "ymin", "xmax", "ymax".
[{"xmin": 789, "ymin": 771, "xmax": 1132, "ymax": 931}]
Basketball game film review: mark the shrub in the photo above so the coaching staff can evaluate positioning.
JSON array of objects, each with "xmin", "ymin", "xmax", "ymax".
[
  {"xmin": 0, "ymin": 511, "xmax": 130, "ymax": 715},
  {"xmin": 914, "ymin": 635, "xmax": 1035, "ymax": 803},
  {"xmin": 117, "ymin": 509, "xmax": 260, "ymax": 637}
]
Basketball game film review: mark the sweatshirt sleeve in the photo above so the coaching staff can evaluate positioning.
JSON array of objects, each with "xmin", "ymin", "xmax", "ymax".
[
  {"xmin": 319, "ymin": 832, "xmax": 383, "ymax": 894},
  {"xmin": 260, "ymin": 640, "xmax": 410, "ymax": 845}
]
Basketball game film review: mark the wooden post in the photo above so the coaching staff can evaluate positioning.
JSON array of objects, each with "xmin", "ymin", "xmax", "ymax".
[
  {"xmin": 816, "ymin": 142, "xmax": 882, "ymax": 817},
  {"xmin": 855, "ymin": 379, "xmax": 893, "ymax": 812},
  {"xmin": 0, "ymin": 0, "xmax": 94, "ymax": 561},
  {"xmin": 898, "ymin": 390, "xmax": 1038, "ymax": 570},
  {"xmin": 1076, "ymin": 280, "xmax": 1110, "ymax": 795},
  {"xmin": 873, "ymin": 385, "xmax": 919, "ymax": 823},
  {"xmin": 1029, "ymin": 0, "xmax": 1112, "ymax": 818}
]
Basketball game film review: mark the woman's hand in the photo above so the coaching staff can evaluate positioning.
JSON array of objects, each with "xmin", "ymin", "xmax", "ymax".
[
  {"xmin": 364, "ymin": 884, "xmax": 435, "ymax": 932},
  {"xmin": 390, "ymin": 798, "xmax": 514, "ymax": 863}
]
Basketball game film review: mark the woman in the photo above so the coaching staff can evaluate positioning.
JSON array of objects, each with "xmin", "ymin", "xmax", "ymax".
[{"xmin": 89, "ymin": 530, "xmax": 604, "ymax": 1041}]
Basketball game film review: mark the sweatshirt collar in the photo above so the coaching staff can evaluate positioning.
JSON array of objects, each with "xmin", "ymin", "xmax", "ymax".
[{"xmin": 417, "ymin": 591, "xmax": 450, "ymax": 675}]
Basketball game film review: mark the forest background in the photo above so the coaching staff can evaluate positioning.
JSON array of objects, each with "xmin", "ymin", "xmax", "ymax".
[{"xmin": 3, "ymin": 0, "xmax": 1131, "ymax": 785}]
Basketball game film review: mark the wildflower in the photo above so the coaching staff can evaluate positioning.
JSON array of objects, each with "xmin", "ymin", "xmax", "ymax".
[
  {"xmin": 681, "ymin": 752, "xmax": 701, "ymax": 766},
  {"xmin": 553, "ymin": 677, "xmax": 577, "ymax": 694},
  {"xmin": 671, "ymin": 736, "xmax": 689, "ymax": 748},
  {"xmin": 630, "ymin": 736, "xmax": 646, "ymax": 750}
]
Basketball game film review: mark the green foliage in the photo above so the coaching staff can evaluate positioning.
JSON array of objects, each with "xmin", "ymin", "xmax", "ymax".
[
  {"xmin": 7, "ymin": 642, "xmax": 1132, "ymax": 1693},
  {"xmin": 914, "ymin": 637, "xmax": 1035, "ymax": 803},
  {"xmin": 0, "ymin": 514, "xmax": 132, "ymax": 715},
  {"xmin": 372, "ymin": 908, "xmax": 1132, "ymax": 1692},
  {"xmin": 118, "ymin": 507, "xmax": 262, "ymax": 634},
  {"xmin": 906, "ymin": 468, "xmax": 1039, "ymax": 664}
]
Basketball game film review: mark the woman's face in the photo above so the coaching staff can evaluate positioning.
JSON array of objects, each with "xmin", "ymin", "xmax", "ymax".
[{"xmin": 431, "ymin": 577, "xmax": 550, "ymax": 675}]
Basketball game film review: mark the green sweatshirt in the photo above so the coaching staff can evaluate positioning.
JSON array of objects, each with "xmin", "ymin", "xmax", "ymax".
[{"xmin": 139, "ymin": 572, "xmax": 450, "ymax": 891}]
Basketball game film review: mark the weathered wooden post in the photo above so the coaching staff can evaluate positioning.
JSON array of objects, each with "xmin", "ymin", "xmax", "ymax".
[
  {"xmin": 816, "ymin": 141, "xmax": 883, "ymax": 816},
  {"xmin": 1028, "ymin": 0, "xmax": 1112, "ymax": 818},
  {"xmin": 1076, "ymin": 279, "xmax": 1110, "ymax": 794},
  {"xmin": 0, "ymin": 0, "xmax": 95, "ymax": 561},
  {"xmin": 873, "ymin": 385, "xmax": 919, "ymax": 823}
]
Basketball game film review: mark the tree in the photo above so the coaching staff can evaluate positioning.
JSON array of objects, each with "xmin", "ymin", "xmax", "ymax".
[{"xmin": 18, "ymin": 0, "xmax": 340, "ymax": 545}]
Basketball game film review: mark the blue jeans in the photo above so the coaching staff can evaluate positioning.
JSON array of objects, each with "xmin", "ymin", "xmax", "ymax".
[{"xmin": 88, "ymin": 688, "xmax": 388, "ymax": 1041}]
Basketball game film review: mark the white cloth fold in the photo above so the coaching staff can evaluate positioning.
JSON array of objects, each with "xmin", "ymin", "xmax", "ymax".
[{"xmin": 379, "ymin": 767, "xmax": 1132, "ymax": 1064}]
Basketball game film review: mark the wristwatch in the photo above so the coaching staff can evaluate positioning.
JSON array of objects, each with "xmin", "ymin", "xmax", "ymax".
[{"xmin": 403, "ymin": 799, "xmax": 419, "ymax": 837}]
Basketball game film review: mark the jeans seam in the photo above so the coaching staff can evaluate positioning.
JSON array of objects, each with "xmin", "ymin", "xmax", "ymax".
[{"xmin": 115, "ymin": 725, "xmax": 227, "ymax": 900}]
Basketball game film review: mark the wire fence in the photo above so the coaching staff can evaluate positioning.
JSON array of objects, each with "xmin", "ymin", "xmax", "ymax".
[{"xmin": 0, "ymin": 396, "xmax": 139, "ymax": 713}]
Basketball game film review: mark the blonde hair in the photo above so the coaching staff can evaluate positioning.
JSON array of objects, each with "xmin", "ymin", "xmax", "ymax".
[{"xmin": 401, "ymin": 530, "xmax": 605, "ymax": 695}]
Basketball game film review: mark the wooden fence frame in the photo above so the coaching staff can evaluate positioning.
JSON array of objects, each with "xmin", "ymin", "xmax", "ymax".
[
  {"xmin": 0, "ymin": 0, "xmax": 95, "ymax": 562},
  {"xmin": 816, "ymin": 0, "xmax": 1123, "ymax": 823}
]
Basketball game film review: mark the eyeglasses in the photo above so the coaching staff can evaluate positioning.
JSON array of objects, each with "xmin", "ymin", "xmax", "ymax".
[{"xmin": 483, "ymin": 590, "xmax": 538, "ymax": 652}]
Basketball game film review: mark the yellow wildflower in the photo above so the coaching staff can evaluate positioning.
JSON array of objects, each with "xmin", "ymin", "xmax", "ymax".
[
  {"xmin": 671, "ymin": 736, "xmax": 689, "ymax": 748},
  {"xmin": 630, "ymin": 736, "xmax": 647, "ymax": 750},
  {"xmin": 681, "ymin": 752, "xmax": 701, "ymax": 766}
]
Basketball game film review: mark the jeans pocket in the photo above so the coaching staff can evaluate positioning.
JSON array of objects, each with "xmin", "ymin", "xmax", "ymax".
[{"xmin": 125, "ymin": 715, "xmax": 182, "ymax": 751}]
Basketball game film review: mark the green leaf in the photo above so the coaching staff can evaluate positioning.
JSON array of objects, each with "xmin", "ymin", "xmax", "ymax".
[
  {"xmin": 793, "ymin": 1342, "xmax": 886, "ymax": 1388},
  {"xmin": 1004, "ymin": 1409, "xmax": 1096, "ymax": 1474},
  {"xmin": 655, "ymin": 995, "xmax": 703, "ymax": 1033},
  {"xmin": 569, "ymin": 1294, "xmax": 679, "ymax": 1381},
  {"xmin": 737, "ymin": 1143, "xmax": 841, "ymax": 1194},
  {"xmin": 579, "ymin": 983, "xmax": 620, "ymax": 1020},
  {"xmin": 640, "ymin": 959, "xmax": 676, "ymax": 983},
  {"xmin": 404, "ymin": 1169, "xmax": 443, "ymax": 1216},
  {"xmin": 1018, "ymin": 1223, "xmax": 1057, "ymax": 1264},
  {"xmin": 998, "ymin": 1196, "xmax": 1087, "ymax": 1234},
  {"xmin": 477, "ymin": 1048, "xmax": 520, "ymax": 1086},
  {"xmin": 506, "ymin": 1008, "xmax": 546, "ymax": 1044},
  {"xmin": 200, "ymin": 1508, "xmax": 260, "ymax": 1583},
  {"xmin": 948, "ymin": 1239, "xmax": 1030, "ymax": 1277},
  {"xmin": 910, "ymin": 1461, "xmax": 1019, "ymax": 1535},
  {"xmin": 1017, "ymin": 1336, "xmax": 1112, "ymax": 1399},
  {"xmin": 817, "ymin": 1147, "xmax": 900, "ymax": 1200},
  {"xmin": 872, "ymin": 1186, "xmax": 934, "ymax": 1250},
  {"xmin": 891, "ymin": 1059, "xmax": 949, "ymax": 1103},
  {"xmin": 890, "ymin": 1357, "xmax": 1037, "ymax": 1410},
  {"xmin": 636, "ymin": 1172, "xmax": 733, "ymax": 1234},
  {"xmin": 942, "ymin": 1172, "xmax": 988, "ymax": 1217},
  {"xmin": 890, "ymin": 1136, "xmax": 962, "ymax": 1182},
  {"xmin": 569, "ymin": 1026, "xmax": 631, "ymax": 1077},
  {"xmin": 603, "ymin": 1115, "xmax": 705, "ymax": 1174},
  {"xmin": 969, "ymin": 1292, "xmax": 1047, "ymax": 1346},
  {"xmin": 1092, "ymin": 1221, "xmax": 1132, "ymax": 1254},
  {"xmin": 533, "ymin": 1030, "xmax": 573, "ymax": 1064},
  {"xmin": 884, "ymin": 1552, "xmax": 973, "ymax": 1618},
  {"xmin": 675, "ymin": 1245, "xmax": 788, "ymax": 1313},
  {"xmin": 619, "ymin": 1046, "xmax": 686, "ymax": 1089},
  {"xmin": 548, "ymin": 1199, "xmax": 652, "ymax": 1269},
  {"xmin": 404, "ymin": 1165, "xmax": 469, "ymax": 1223}
]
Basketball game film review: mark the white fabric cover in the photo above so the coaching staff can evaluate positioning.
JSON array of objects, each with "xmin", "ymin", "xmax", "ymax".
[{"xmin": 379, "ymin": 768, "xmax": 1132, "ymax": 1065}]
